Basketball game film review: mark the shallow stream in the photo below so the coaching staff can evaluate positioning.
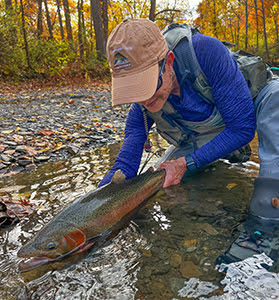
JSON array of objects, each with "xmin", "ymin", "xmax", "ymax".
[{"xmin": 1, "ymin": 134, "xmax": 279, "ymax": 299}]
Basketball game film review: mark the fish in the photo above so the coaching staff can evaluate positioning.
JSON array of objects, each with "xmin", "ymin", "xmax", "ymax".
[{"xmin": 17, "ymin": 168, "xmax": 165, "ymax": 272}]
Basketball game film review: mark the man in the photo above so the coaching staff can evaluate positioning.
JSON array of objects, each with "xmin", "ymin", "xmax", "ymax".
[{"xmin": 99, "ymin": 18, "xmax": 279, "ymax": 266}]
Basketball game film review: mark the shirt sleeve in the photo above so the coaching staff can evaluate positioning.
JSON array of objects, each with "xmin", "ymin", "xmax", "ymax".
[
  {"xmin": 191, "ymin": 34, "xmax": 256, "ymax": 167},
  {"xmin": 98, "ymin": 104, "xmax": 154, "ymax": 186}
]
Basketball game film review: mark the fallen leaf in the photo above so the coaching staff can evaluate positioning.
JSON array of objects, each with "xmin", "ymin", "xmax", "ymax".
[
  {"xmin": 25, "ymin": 146, "xmax": 38, "ymax": 156},
  {"xmin": 37, "ymin": 147, "xmax": 50, "ymax": 153},
  {"xmin": 184, "ymin": 239, "xmax": 197, "ymax": 248},
  {"xmin": 53, "ymin": 144, "xmax": 66, "ymax": 151},
  {"xmin": 39, "ymin": 129, "xmax": 55, "ymax": 136},
  {"xmin": 226, "ymin": 183, "xmax": 238, "ymax": 190}
]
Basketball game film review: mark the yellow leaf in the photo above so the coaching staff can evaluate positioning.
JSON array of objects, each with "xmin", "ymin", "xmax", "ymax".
[
  {"xmin": 184, "ymin": 239, "xmax": 197, "ymax": 248},
  {"xmin": 53, "ymin": 144, "xmax": 66, "ymax": 151},
  {"xmin": 91, "ymin": 118, "xmax": 99, "ymax": 121},
  {"xmin": 37, "ymin": 147, "xmax": 50, "ymax": 153},
  {"xmin": 226, "ymin": 183, "xmax": 238, "ymax": 190}
]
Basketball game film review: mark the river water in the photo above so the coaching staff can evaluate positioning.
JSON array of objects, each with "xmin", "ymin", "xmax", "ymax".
[{"xmin": 1, "ymin": 133, "xmax": 279, "ymax": 299}]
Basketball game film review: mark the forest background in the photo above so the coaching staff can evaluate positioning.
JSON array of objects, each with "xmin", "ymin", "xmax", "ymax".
[{"xmin": 0, "ymin": 0, "xmax": 278, "ymax": 84}]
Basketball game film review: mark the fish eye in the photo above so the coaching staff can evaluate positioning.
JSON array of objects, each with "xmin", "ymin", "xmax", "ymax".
[{"xmin": 46, "ymin": 242, "xmax": 57, "ymax": 250}]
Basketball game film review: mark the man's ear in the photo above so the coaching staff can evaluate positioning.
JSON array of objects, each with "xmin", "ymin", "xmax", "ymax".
[{"xmin": 166, "ymin": 51, "xmax": 175, "ymax": 67}]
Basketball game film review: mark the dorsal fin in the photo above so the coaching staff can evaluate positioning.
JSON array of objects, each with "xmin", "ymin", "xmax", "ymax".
[{"xmin": 111, "ymin": 169, "xmax": 126, "ymax": 183}]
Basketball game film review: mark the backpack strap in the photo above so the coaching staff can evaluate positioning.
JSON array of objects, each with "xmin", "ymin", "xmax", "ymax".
[{"xmin": 162, "ymin": 23, "xmax": 214, "ymax": 104}]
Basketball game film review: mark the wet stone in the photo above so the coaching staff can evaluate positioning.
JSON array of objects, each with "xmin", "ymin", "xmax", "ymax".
[
  {"xmin": 15, "ymin": 145, "xmax": 27, "ymax": 152},
  {"xmin": 141, "ymin": 249, "xmax": 152, "ymax": 257},
  {"xmin": 18, "ymin": 157, "xmax": 32, "ymax": 166},
  {"xmin": 186, "ymin": 246, "xmax": 197, "ymax": 253},
  {"xmin": 169, "ymin": 253, "xmax": 182, "ymax": 268},
  {"xmin": 1, "ymin": 154, "xmax": 12, "ymax": 162},
  {"xmin": 0, "ymin": 163, "xmax": 6, "ymax": 170},
  {"xmin": 25, "ymin": 164, "xmax": 36, "ymax": 171},
  {"xmin": 66, "ymin": 145, "xmax": 80, "ymax": 155},
  {"xmin": 180, "ymin": 261, "xmax": 202, "ymax": 278},
  {"xmin": 202, "ymin": 223, "xmax": 219, "ymax": 236},
  {"xmin": 152, "ymin": 262, "xmax": 170, "ymax": 275},
  {"xmin": 3, "ymin": 141, "xmax": 17, "ymax": 146},
  {"xmin": 142, "ymin": 266, "xmax": 153, "ymax": 278},
  {"xmin": 169, "ymin": 228, "xmax": 186, "ymax": 237},
  {"xmin": 169, "ymin": 277, "xmax": 186, "ymax": 294}
]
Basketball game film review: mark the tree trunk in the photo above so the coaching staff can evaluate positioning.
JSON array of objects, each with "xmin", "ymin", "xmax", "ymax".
[
  {"xmin": 149, "ymin": 0, "xmax": 156, "ymax": 21},
  {"xmin": 37, "ymin": 0, "xmax": 43, "ymax": 38},
  {"xmin": 44, "ymin": 0, "xmax": 54, "ymax": 39},
  {"xmin": 90, "ymin": 0, "xmax": 107, "ymax": 60},
  {"xmin": 253, "ymin": 0, "xmax": 259, "ymax": 51},
  {"xmin": 56, "ymin": 0, "xmax": 65, "ymax": 41},
  {"xmin": 102, "ymin": 0, "xmax": 108, "ymax": 37},
  {"xmin": 213, "ymin": 0, "xmax": 218, "ymax": 38},
  {"xmin": 260, "ymin": 0, "xmax": 269, "ymax": 59},
  {"xmin": 244, "ymin": 0, "xmax": 248, "ymax": 50},
  {"xmin": 5, "ymin": 0, "xmax": 13, "ymax": 10},
  {"xmin": 63, "ymin": 0, "xmax": 73, "ymax": 41},
  {"xmin": 78, "ymin": 0, "xmax": 84, "ymax": 60},
  {"xmin": 20, "ymin": 0, "xmax": 31, "ymax": 69}
]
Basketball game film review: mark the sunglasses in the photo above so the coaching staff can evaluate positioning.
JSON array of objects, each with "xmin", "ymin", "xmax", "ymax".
[{"xmin": 155, "ymin": 55, "xmax": 168, "ymax": 92}]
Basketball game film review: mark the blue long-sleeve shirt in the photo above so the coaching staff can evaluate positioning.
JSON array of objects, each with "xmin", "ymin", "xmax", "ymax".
[{"xmin": 99, "ymin": 32, "xmax": 256, "ymax": 186}]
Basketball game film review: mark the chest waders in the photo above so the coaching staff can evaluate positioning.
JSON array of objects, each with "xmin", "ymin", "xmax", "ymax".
[
  {"xmin": 216, "ymin": 80, "xmax": 279, "ymax": 267},
  {"xmin": 143, "ymin": 101, "xmax": 225, "ymax": 170}
]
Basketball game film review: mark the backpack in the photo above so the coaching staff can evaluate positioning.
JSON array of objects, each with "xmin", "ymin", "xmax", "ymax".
[{"xmin": 161, "ymin": 23, "xmax": 273, "ymax": 101}]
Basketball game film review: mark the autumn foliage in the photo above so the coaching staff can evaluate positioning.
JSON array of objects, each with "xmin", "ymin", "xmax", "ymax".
[
  {"xmin": 0, "ymin": 0, "xmax": 278, "ymax": 82},
  {"xmin": 195, "ymin": 0, "xmax": 279, "ymax": 64}
]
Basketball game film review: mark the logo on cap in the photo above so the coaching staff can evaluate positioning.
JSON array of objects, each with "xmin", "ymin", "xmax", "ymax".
[{"xmin": 113, "ymin": 52, "xmax": 131, "ymax": 70}]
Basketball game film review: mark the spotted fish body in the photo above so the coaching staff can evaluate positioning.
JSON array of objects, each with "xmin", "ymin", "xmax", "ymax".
[{"xmin": 17, "ymin": 168, "xmax": 165, "ymax": 271}]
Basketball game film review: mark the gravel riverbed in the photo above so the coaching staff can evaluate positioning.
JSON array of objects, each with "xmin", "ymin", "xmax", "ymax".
[{"xmin": 0, "ymin": 83, "xmax": 127, "ymax": 176}]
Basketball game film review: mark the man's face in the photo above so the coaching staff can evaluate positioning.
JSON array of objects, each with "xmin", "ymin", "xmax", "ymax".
[{"xmin": 140, "ymin": 58, "xmax": 173, "ymax": 113}]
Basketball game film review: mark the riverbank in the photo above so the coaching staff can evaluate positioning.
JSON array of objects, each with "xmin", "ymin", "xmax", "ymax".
[{"xmin": 0, "ymin": 81, "xmax": 127, "ymax": 176}]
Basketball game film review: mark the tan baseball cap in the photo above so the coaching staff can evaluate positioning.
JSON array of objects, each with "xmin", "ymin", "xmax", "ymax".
[{"xmin": 107, "ymin": 18, "xmax": 169, "ymax": 106}]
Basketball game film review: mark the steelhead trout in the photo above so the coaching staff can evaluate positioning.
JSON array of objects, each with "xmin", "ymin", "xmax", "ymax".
[{"xmin": 17, "ymin": 168, "xmax": 165, "ymax": 272}]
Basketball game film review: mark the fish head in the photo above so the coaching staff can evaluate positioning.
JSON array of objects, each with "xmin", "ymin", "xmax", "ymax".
[{"xmin": 17, "ymin": 221, "xmax": 89, "ymax": 272}]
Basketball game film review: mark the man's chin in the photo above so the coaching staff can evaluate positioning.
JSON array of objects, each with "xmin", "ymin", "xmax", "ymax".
[{"xmin": 143, "ymin": 100, "xmax": 165, "ymax": 113}]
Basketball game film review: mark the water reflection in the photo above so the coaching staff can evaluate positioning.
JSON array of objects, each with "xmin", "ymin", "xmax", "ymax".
[{"xmin": 0, "ymin": 134, "xmax": 276, "ymax": 299}]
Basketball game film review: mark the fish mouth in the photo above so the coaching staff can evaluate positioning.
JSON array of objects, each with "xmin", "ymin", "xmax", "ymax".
[
  {"xmin": 18, "ymin": 240, "xmax": 96, "ymax": 273},
  {"xmin": 18, "ymin": 256, "xmax": 52, "ymax": 272}
]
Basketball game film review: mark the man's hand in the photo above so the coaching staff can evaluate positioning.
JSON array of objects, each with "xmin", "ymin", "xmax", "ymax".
[{"xmin": 157, "ymin": 157, "xmax": 187, "ymax": 188}]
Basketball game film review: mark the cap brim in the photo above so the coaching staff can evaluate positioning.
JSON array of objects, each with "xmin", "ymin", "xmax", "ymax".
[{"xmin": 111, "ymin": 64, "xmax": 159, "ymax": 106}]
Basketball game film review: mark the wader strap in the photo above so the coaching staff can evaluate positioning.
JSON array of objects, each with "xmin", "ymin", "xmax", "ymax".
[
  {"xmin": 161, "ymin": 111, "xmax": 198, "ymax": 150},
  {"xmin": 162, "ymin": 23, "xmax": 214, "ymax": 103}
]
